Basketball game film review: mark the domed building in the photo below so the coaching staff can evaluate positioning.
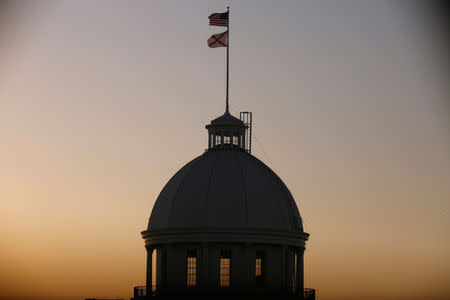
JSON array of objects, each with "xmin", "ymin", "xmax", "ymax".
[{"xmin": 137, "ymin": 110, "xmax": 313, "ymax": 299}]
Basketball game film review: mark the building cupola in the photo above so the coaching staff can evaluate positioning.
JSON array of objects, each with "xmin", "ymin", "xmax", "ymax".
[{"xmin": 205, "ymin": 111, "xmax": 248, "ymax": 151}]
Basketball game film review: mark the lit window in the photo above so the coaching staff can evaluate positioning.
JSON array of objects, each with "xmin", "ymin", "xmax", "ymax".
[
  {"xmin": 256, "ymin": 251, "xmax": 264, "ymax": 286},
  {"xmin": 220, "ymin": 258, "xmax": 230, "ymax": 287},
  {"xmin": 186, "ymin": 257, "xmax": 196, "ymax": 287},
  {"xmin": 255, "ymin": 258, "xmax": 262, "ymax": 277}
]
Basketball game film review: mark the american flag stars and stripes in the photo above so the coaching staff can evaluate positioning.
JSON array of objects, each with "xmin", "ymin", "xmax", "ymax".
[{"xmin": 209, "ymin": 12, "xmax": 228, "ymax": 27}]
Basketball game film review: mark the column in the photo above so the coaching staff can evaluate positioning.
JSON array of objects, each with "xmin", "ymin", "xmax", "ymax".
[
  {"xmin": 146, "ymin": 247, "xmax": 153, "ymax": 297},
  {"xmin": 299, "ymin": 248, "xmax": 304, "ymax": 298},
  {"xmin": 296, "ymin": 248, "xmax": 304, "ymax": 298},
  {"xmin": 289, "ymin": 249, "xmax": 295, "ymax": 292},
  {"xmin": 281, "ymin": 245, "xmax": 287, "ymax": 291},
  {"xmin": 161, "ymin": 246, "xmax": 167, "ymax": 291},
  {"xmin": 201, "ymin": 243, "xmax": 209, "ymax": 289},
  {"xmin": 244, "ymin": 243, "xmax": 251, "ymax": 290}
]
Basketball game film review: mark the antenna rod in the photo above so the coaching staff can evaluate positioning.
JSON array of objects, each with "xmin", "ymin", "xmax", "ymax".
[{"xmin": 226, "ymin": 6, "xmax": 230, "ymax": 114}]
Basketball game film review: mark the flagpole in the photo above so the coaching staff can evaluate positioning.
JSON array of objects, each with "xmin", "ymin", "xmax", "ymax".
[{"xmin": 226, "ymin": 6, "xmax": 230, "ymax": 114}]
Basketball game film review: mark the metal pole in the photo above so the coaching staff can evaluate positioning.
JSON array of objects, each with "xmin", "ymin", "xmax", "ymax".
[
  {"xmin": 226, "ymin": 6, "xmax": 230, "ymax": 114},
  {"xmin": 249, "ymin": 113, "xmax": 252, "ymax": 153}
]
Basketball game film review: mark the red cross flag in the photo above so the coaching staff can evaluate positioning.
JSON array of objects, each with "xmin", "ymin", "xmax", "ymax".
[{"xmin": 207, "ymin": 31, "xmax": 228, "ymax": 48}]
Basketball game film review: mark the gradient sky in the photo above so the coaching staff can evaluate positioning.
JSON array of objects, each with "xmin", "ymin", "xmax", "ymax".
[{"xmin": 1, "ymin": 1, "xmax": 449, "ymax": 300}]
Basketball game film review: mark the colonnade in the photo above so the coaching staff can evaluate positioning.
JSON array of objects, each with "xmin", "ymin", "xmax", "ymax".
[{"xmin": 145, "ymin": 244, "xmax": 305, "ymax": 298}]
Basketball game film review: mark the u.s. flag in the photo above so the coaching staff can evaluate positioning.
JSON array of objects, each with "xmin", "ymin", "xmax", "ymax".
[{"xmin": 209, "ymin": 12, "xmax": 228, "ymax": 27}]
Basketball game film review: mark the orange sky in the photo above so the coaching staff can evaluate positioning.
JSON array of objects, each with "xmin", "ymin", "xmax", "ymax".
[{"xmin": 1, "ymin": 1, "xmax": 449, "ymax": 300}]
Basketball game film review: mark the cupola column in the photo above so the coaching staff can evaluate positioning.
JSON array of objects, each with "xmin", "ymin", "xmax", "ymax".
[
  {"xmin": 146, "ymin": 246, "xmax": 153, "ymax": 297},
  {"xmin": 160, "ymin": 246, "xmax": 167, "ymax": 291},
  {"xmin": 244, "ymin": 243, "xmax": 251, "ymax": 289},
  {"xmin": 296, "ymin": 247, "xmax": 305, "ymax": 298},
  {"xmin": 201, "ymin": 242, "xmax": 209, "ymax": 288},
  {"xmin": 281, "ymin": 245, "xmax": 287, "ymax": 290}
]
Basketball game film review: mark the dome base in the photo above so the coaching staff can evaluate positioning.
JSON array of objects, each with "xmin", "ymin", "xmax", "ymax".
[{"xmin": 142, "ymin": 228, "xmax": 309, "ymax": 248}]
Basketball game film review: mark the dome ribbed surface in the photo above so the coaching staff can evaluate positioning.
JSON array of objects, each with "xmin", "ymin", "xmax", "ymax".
[{"xmin": 148, "ymin": 151, "xmax": 303, "ymax": 232}]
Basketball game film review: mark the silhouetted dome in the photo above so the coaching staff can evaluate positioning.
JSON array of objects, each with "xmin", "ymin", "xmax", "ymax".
[{"xmin": 148, "ymin": 151, "xmax": 304, "ymax": 232}]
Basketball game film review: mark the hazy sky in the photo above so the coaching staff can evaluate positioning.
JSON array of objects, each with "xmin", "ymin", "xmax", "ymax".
[{"xmin": 1, "ymin": 1, "xmax": 449, "ymax": 300}]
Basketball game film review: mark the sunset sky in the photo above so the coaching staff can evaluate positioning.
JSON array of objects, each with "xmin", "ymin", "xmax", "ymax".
[{"xmin": 1, "ymin": 1, "xmax": 449, "ymax": 300}]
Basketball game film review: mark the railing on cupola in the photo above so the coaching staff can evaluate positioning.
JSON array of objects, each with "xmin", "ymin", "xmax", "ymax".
[{"xmin": 240, "ymin": 111, "xmax": 252, "ymax": 154}]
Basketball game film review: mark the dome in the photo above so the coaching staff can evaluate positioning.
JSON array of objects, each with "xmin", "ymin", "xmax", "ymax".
[
  {"xmin": 148, "ymin": 150, "xmax": 304, "ymax": 233},
  {"xmin": 141, "ymin": 111, "xmax": 311, "ymax": 298}
]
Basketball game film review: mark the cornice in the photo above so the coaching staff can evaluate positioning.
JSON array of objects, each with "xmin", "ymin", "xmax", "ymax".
[{"xmin": 141, "ymin": 228, "xmax": 309, "ymax": 248}]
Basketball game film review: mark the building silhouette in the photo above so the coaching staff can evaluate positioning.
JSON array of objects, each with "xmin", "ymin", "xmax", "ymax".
[{"xmin": 133, "ymin": 110, "xmax": 315, "ymax": 299}]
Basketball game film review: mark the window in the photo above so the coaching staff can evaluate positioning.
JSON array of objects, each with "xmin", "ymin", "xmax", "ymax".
[
  {"xmin": 256, "ymin": 251, "xmax": 264, "ymax": 285},
  {"xmin": 224, "ymin": 136, "xmax": 230, "ymax": 144},
  {"xmin": 186, "ymin": 257, "xmax": 196, "ymax": 286},
  {"xmin": 255, "ymin": 258, "xmax": 262, "ymax": 277},
  {"xmin": 220, "ymin": 258, "xmax": 230, "ymax": 287},
  {"xmin": 220, "ymin": 250, "xmax": 231, "ymax": 287},
  {"xmin": 186, "ymin": 250, "xmax": 197, "ymax": 287}
]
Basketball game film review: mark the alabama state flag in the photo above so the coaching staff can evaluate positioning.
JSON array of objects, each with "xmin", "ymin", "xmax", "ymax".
[{"xmin": 207, "ymin": 31, "xmax": 228, "ymax": 48}]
